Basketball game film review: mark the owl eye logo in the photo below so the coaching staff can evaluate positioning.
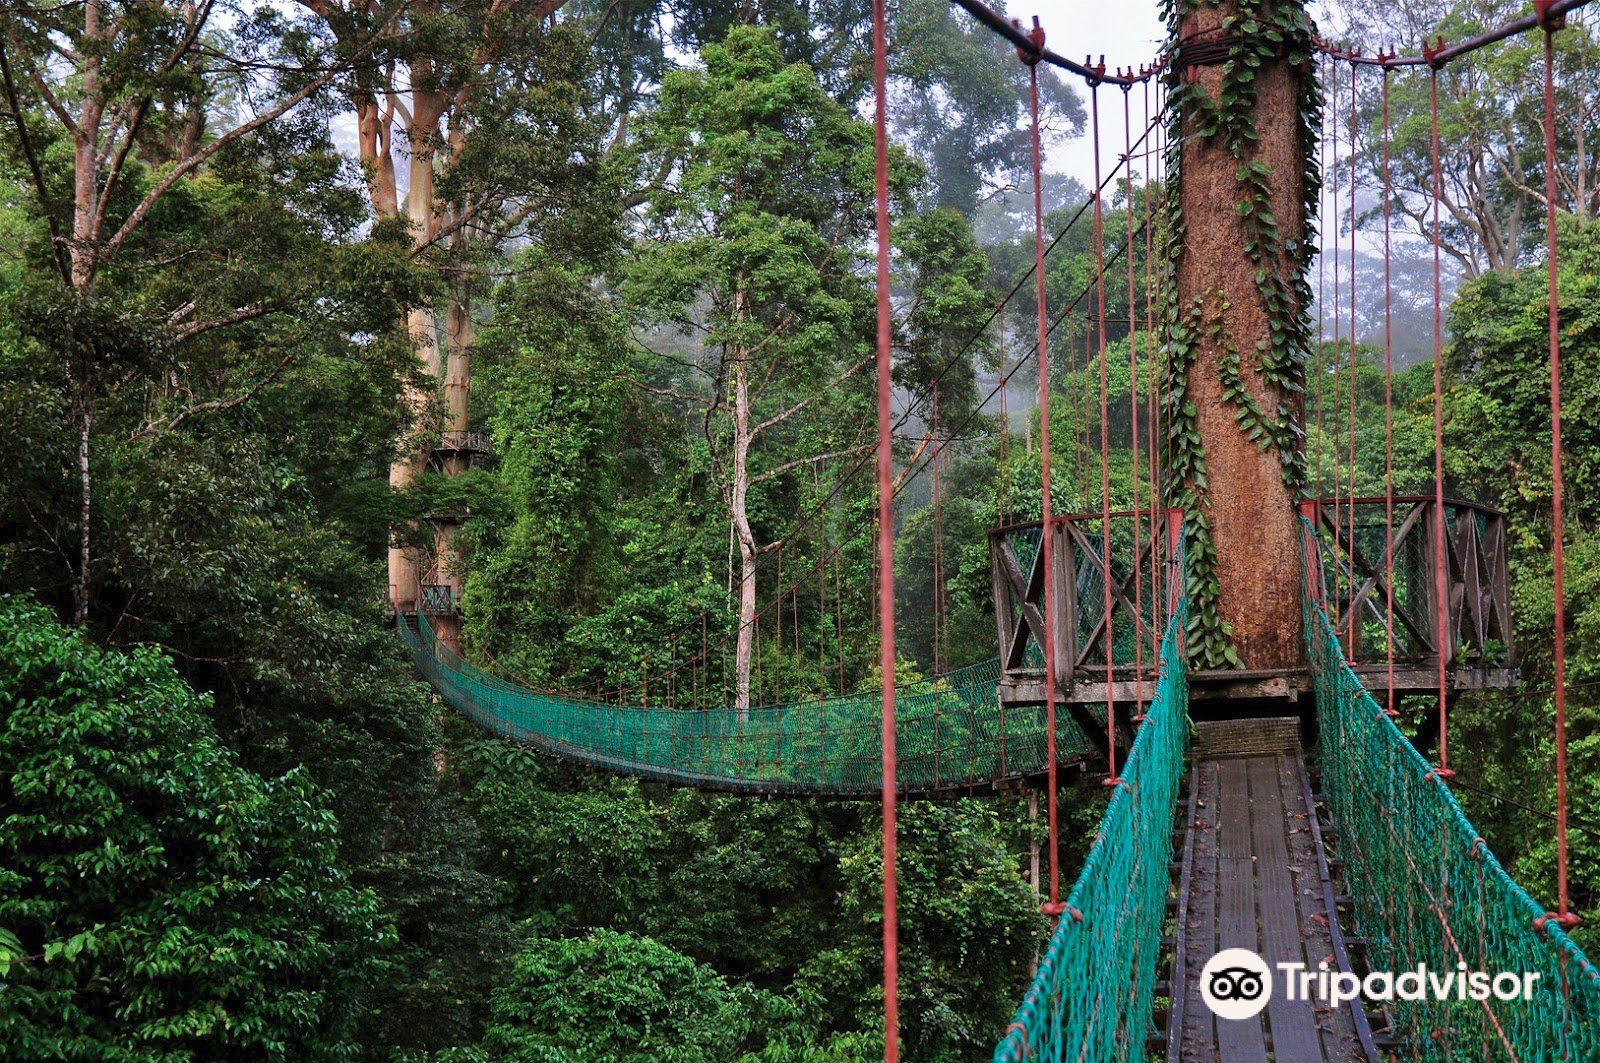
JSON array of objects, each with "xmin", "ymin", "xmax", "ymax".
[
  {"xmin": 1199, "ymin": 948, "xmax": 1273, "ymax": 1020},
  {"xmin": 1207, "ymin": 967, "xmax": 1266, "ymax": 1001}
]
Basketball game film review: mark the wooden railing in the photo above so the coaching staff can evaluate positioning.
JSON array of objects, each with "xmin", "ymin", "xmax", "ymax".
[
  {"xmin": 1302, "ymin": 496, "xmax": 1514, "ymax": 681},
  {"xmin": 989, "ymin": 497, "xmax": 1515, "ymax": 704},
  {"xmin": 988, "ymin": 508, "xmax": 1183, "ymax": 698}
]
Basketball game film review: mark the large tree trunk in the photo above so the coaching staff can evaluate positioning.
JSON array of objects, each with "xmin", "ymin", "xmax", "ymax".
[
  {"xmin": 731, "ymin": 347, "xmax": 756, "ymax": 718},
  {"xmin": 385, "ymin": 86, "xmax": 444, "ymax": 613},
  {"xmin": 1175, "ymin": 0, "xmax": 1311, "ymax": 670},
  {"xmin": 356, "ymin": 96, "xmax": 399, "ymax": 217},
  {"xmin": 430, "ymin": 292, "xmax": 474, "ymax": 652}
]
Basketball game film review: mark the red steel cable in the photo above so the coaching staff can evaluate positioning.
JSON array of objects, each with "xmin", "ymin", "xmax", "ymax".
[
  {"xmin": 1428, "ymin": 66, "xmax": 1453, "ymax": 778},
  {"xmin": 1021, "ymin": 22, "xmax": 1064, "ymax": 913},
  {"xmin": 1122, "ymin": 81, "xmax": 1146, "ymax": 722},
  {"xmin": 1092, "ymin": 77, "xmax": 1119, "ymax": 786},
  {"xmin": 869, "ymin": 0, "xmax": 900, "ymax": 1048},
  {"xmin": 1346, "ymin": 60, "xmax": 1359, "ymax": 662},
  {"xmin": 1315, "ymin": 51, "xmax": 1329, "ymax": 525},
  {"xmin": 1539, "ymin": 7, "xmax": 1579, "ymax": 929},
  {"xmin": 1330, "ymin": 59, "xmax": 1342, "ymax": 561},
  {"xmin": 1143, "ymin": 73, "xmax": 1161, "ymax": 656},
  {"xmin": 1381, "ymin": 66, "xmax": 1399, "ymax": 718},
  {"xmin": 775, "ymin": 547, "xmax": 782, "ymax": 697}
]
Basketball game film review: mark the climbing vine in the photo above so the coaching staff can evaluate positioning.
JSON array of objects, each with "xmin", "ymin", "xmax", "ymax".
[{"xmin": 1159, "ymin": 0, "xmax": 1320, "ymax": 668}]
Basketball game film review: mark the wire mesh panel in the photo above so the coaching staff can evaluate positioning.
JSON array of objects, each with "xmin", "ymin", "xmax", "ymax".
[
  {"xmin": 1304, "ymin": 525, "xmax": 1600, "ymax": 1059},
  {"xmin": 398, "ymin": 616, "xmax": 1093, "ymax": 794},
  {"xmin": 992, "ymin": 595, "xmax": 1191, "ymax": 1062}
]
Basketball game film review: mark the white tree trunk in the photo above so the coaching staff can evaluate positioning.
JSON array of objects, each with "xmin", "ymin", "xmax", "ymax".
[{"xmin": 731, "ymin": 347, "xmax": 756, "ymax": 719}]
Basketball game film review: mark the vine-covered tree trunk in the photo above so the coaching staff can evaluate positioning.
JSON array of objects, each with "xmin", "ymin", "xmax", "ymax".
[{"xmin": 1168, "ymin": 0, "xmax": 1317, "ymax": 669}]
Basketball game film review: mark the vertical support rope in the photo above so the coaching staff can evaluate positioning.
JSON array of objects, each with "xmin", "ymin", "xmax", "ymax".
[
  {"xmin": 1122, "ymin": 80, "xmax": 1146, "ymax": 723},
  {"xmin": 1331, "ymin": 57, "xmax": 1342, "ymax": 545},
  {"xmin": 1092, "ymin": 75, "xmax": 1119, "ymax": 787},
  {"xmin": 1538, "ymin": 4, "xmax": 1578, "ymax": 930},
  {"xmin": 1143, "ymin": 74, "xmax": 1162, "ymax": 653},
  {"xmin": 868, "ymin": 0, "xmax": 899, "ymax": 1049},
  {"xmin": 1381, "ymin": 64, "xmax": 1398, "ymax": 720},
  {"xmin": 1020, "ymin": 20, "xmax": 1063, "ymax": 913},
  {"xmin": 1316, "ymin": 52, "xmax": 1328, "ymax": 517},
  {"xmin": 1428, "ymin": 64, "xmax": 1453, "ymax": 778},
  {"xmin": 1346, "ymin": 60, "xmax": 1359, "ymax": 662}
]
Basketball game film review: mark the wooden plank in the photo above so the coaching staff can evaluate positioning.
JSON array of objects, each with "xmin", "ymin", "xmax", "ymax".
[
  {"xmin": 1293, "ymin": 752, "xmax": 1380, "ymax": 1061},
  {"xmin": 1178, "ymin": 760, "xmax": 1221, "ymax": 1058},
  {"xmin": 1247, "ymin": 756, "xmax": 1325, "ymax": 1061},
  {"xmin": 1166, "ymin": 761, "xmax": 1202, "ymax": 1061},
  {"xmin": 1215, "ymin": 757, "xmax": 1270, "ymax": 1062}
]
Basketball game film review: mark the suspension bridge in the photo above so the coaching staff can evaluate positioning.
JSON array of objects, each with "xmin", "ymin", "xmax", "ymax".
[{"xmin": 390, "ymin": 0, "xmax": 1600, "ymax": 1057}]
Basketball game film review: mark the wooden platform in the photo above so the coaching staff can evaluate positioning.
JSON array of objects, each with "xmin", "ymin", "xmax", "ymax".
[{"xmin": 1168, "ymin": 747, "xmax": 1378, "ymax": 1061}]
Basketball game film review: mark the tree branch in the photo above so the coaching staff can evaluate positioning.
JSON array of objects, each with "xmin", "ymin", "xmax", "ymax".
[
  {"xmin": 750, "ymin": 442, "xmax": 872, "ymax": 485},
  {"xmin": 751, "ymin": 355, "xmax": 869, "ymax": 437},
  {"xmin": 629, "ymin": 377, "xmax": 712, "ymax": 406},
  {"xmin": 133, "ymin": 350, "xmax": 297, "ymax": 438},
  {"xmin": 171, "ymin": 299, "xmax": 277, "ymax": 342},
  {"xmin": 0, "ymin": 34, "xmax": 70, "ymax": 283}
]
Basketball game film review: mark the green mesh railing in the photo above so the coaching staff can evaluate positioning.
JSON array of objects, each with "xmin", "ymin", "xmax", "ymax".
[
  {"xmin": 1305, "ymin": 535, "xmax": 1600, "ymax": 1059},
  {"xmin": 398, "ymin": 614, "xmax": 1096, "ymax": 794},
  {"xmin": 993, "ymin": 594, "xmax": 1190, "ymax": 1062}
]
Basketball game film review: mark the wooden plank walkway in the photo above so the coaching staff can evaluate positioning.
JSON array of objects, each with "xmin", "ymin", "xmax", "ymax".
[{"xmin": 1168, "ymin": 748, "xmax": 1377, "ymax": 1061}]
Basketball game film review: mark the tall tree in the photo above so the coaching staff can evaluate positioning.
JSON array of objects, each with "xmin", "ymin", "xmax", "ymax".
[
  {"xmin": 293, "ymin": 0, "xmax": 606, "ymax": 631},
  {"xmin": 628, "ymin": 26, "xmax": 908, "ymax": 713},
  {"xmin": 0, "ymin": 0, "xmax": 379, "ymax": 622},
  {"xmin": 1325, "ymin": 0, "xmax": 1600, "ymax": 274}
]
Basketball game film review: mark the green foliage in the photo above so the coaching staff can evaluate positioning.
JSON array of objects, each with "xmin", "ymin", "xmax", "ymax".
[
  {"xmin": 831, "ymin": 803, "xmax": 1044, "ymax": 1062},
  {"xmin": 0, "ymin": 595, "xmax": 388, "ymax": 1058},
  {"xmin": 482, "ymin": 929, "xmax": 754, "ymax": 1061},
  {"xmin": 896, "ymin": 208, "xmax": 995, "ymax": 426},
  {"xmin": 1430, "ymin": 217, "xmax": 1600, "ymax": 948}
]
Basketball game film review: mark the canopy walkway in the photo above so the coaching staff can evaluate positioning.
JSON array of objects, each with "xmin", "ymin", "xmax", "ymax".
[
  {"xmin": 399, "ymin": 613, "xmax": 1096, "ymax": 796},
  {"xmin": 990, "ymin": 563, "xmax": 1599, "ymax": 1061},
  {"xmin": 392, "ymin": 0, "xmax": 1600, "ymax": 1056},
  {"xmin": 401, "ymin": 528, "xmax": 1600, "ymax": 1058}
]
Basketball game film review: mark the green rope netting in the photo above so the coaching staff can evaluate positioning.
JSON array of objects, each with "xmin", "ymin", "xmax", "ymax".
[
  {"xmin": 993, "ymin": 595, "xmax": 1190, "ymax": 1063},
  {"xmin": 1306, "ymin": 545, "xmax": 1600, "ymax": 1059},
  {"xmin": 398, "ymin": 614, "xmax": 1095, "ymax": 794}
]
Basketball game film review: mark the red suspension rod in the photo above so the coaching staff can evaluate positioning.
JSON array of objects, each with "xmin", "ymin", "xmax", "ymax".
[
  {"xmin": 1381, "ymin": 66, "xmax": 1399, "ymax": 720},
  {"xmin": 1428, "ymin": 67, "xmax": 1453, "ymax": 779},
  {"xmin": 1091, "ymin": 79, "xmax": 1119, "ymax": 789},
  {"xmin": 869, "ymin": 0, "xmax": 900, "ymax": 1050},
  {"xmin": 1019, "ymin": 18, "xmax": 1064, "ymax": 916},
  {"xmin": 1122, "ymin": 82, "xmax": 1146, "ymax": 724},
  {"xmin": 1539, "ymin": 3, "xmax": 1579, "ymax": 931}
]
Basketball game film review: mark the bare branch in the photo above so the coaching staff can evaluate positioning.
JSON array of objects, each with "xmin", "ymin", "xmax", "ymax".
[
  {"xmin": 171, "ymin": 300, "xmax": 277, "ymax": 342},
  {"xmin": 0, "ymin": 34, "xmax": 70, "ymax": 283},
  {"xmin": 629, "ymin": 377, "xmax": 712, "ymax": 406},
  {"xmin": 751, "ymin": 355, "xmax": 869, "ymax": 437},
  {"xmin": 750, "ymin": 442, "xmax": 873, "ymax": 485}
]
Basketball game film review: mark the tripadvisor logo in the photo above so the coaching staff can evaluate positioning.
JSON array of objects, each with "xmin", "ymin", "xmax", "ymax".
[
  {"xmin": 1200, "ymin": 948, "xmax": 1541, "ymax": 1019},
  {"xmin": 1200, "ymin": 949, "xmax": 1273, "ymax": 1020}
]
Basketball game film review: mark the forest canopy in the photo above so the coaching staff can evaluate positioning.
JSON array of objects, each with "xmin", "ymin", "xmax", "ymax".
[{"xmin": 0, "ymin": 0, "xmax": 1596, "ymax": 1058}]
